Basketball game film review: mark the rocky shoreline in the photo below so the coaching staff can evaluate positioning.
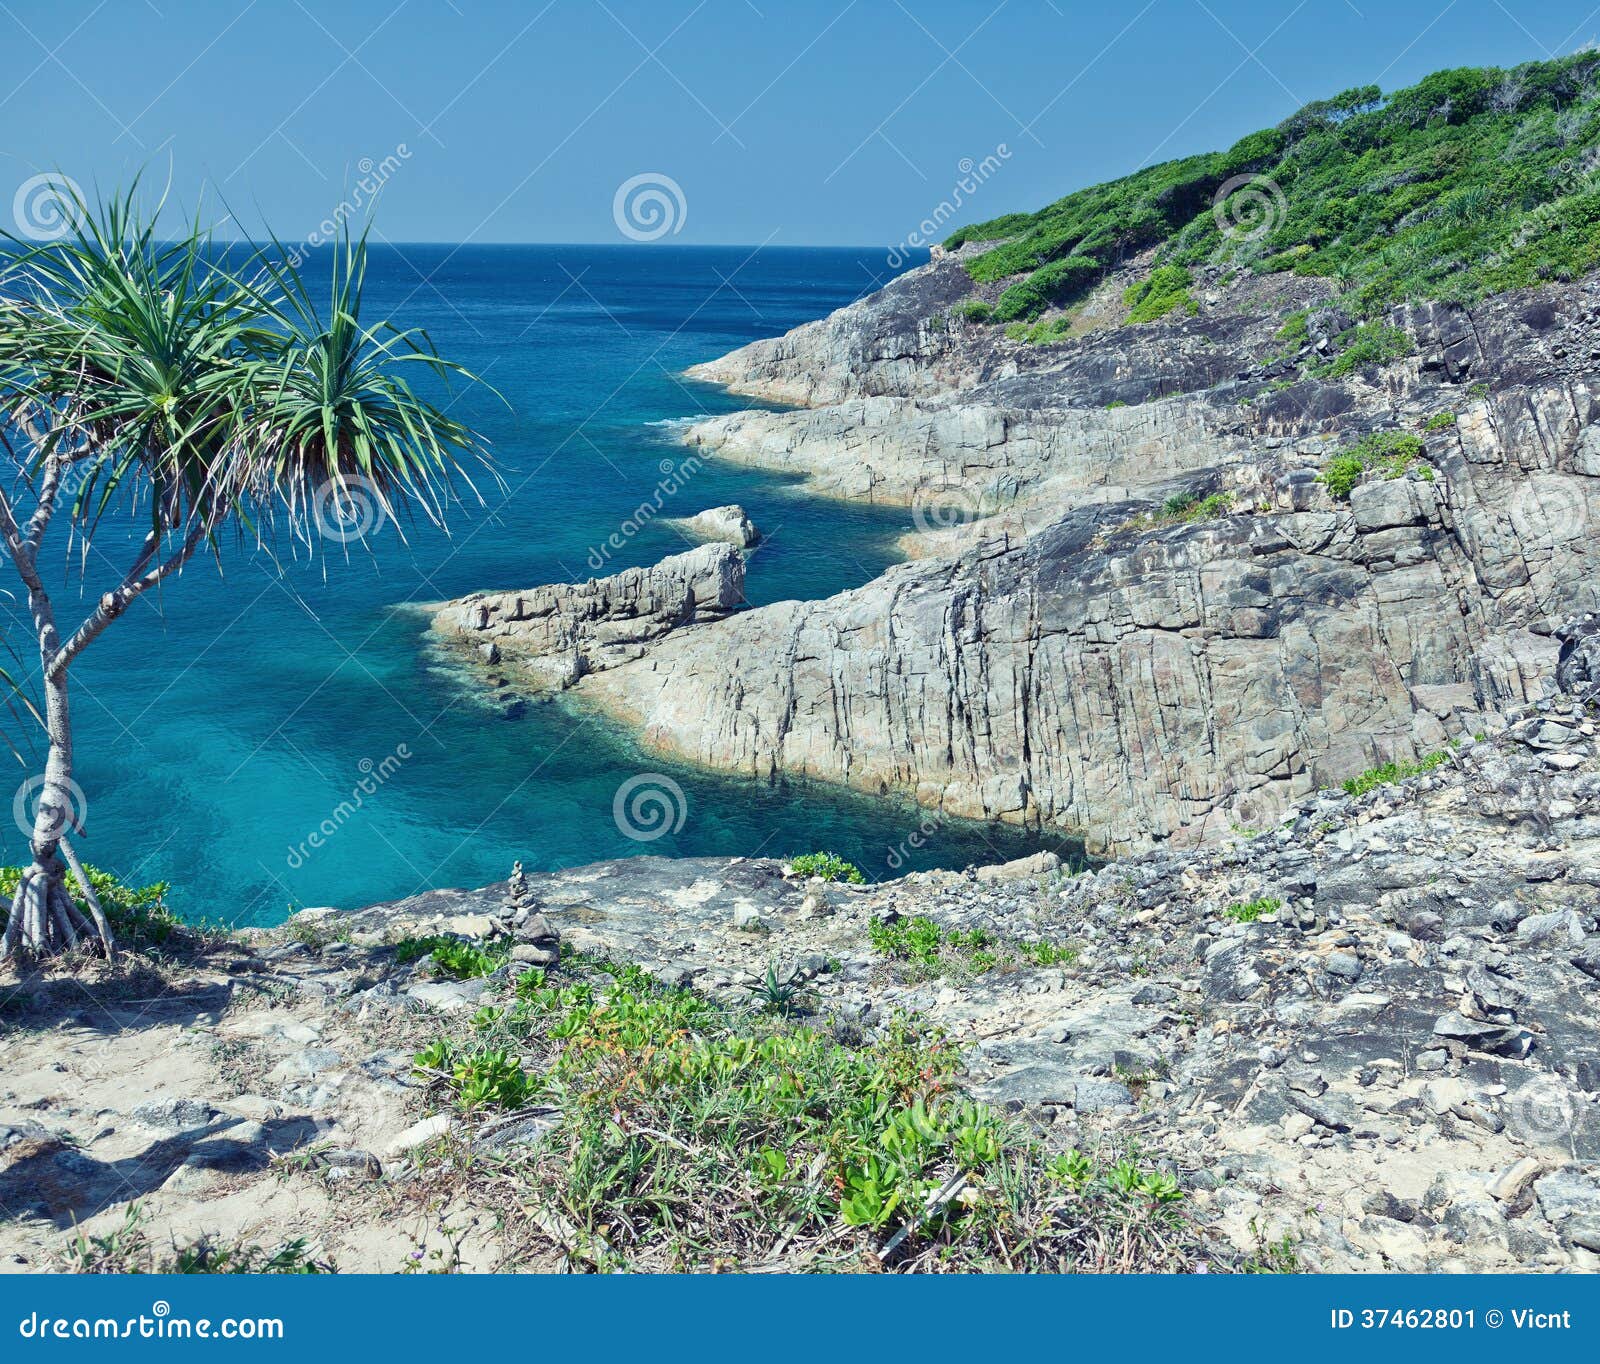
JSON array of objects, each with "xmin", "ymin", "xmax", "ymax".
[
  {"xmin": 4, "ymin": 688, "xmax": 1598, "ymax": 1272},
  {"xmin": 430, "ymin": 253, "xmax": 1600, "ymax": 857}
]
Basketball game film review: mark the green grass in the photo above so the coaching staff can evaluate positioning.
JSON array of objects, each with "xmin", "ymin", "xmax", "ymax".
[
  {"xmin": 65, "ymin": 1203, "xmax": 331, "ymax": 1274},
  {"xmin": 1423, "ymin": 410, "xmax": 1458, "ymax": 432},
  {"xmin": 1320, "ymin": 431, "xmax": 1430, "ymax": 499},
  {"xmin": 788, "ymin": 852, "xmax": 866, "ymax": 884},
  {"xmin": 1115, "ymin": 489, "xmax": 1236, "ymax": 537},
  {"xmin": 1341, "ymin": 749, "xmax": 1450, "ymax": 797},
  {"xmin": 947, "ymin": 55, "xmax": 1600, "ymax": 322},
  {"xmin": 1006, "ymin": 315, "xmax": 1078, "ymax": 345},
  {"xmin": 1018, "ymin": 939, "xmax": 1080, "ymax": 967},
  {"xmin": 406, "ymin": 954, "xmax": 1202, "ymax": 1272},
  {"xmin": 953, "ymin": 299, "xmax": 993, "ymax": 323},
  {"xmin": 1122, "ymin": 264, "xmax": 1199, "ymax": 323},
  {"xmin": 869, "ymin": 915, "xmax": 1000, "ymax": 979},
  {"xmin": 868, "ymin": 916, "xmax": 1078, "ymax": 981},
  {"xmin": 1222, "ymin": 896, "xmax": 1283, "ymax": 924}
]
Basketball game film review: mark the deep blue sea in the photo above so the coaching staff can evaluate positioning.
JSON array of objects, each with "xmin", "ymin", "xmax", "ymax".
[{"xmin": 11, "ymin": 245, "xmax": 1074, "ymax": 926}]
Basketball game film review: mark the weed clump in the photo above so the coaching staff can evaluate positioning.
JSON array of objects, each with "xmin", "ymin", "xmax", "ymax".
[
  {"xmin": 1341, "ymin": 749, "xmax": 1450, "ymax": 797},
  {"xmin": 1320, "ymin": 431, "xmax": 1430, "ymax": 499},
  {"xmin": 407, "ymin": 954, "xmax": 1204, "ymax": 1272},
  {"xmin": 788, "ymin": 852, "xmax": 866, "ymax": 884}
]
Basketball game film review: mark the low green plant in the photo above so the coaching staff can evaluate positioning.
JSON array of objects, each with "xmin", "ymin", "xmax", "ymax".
[
  {"xmin": 1320, "ymin": 431, "xmax": 1429, "ymax": 499},
  {"xmin": 394, "ymin": 934, "xmax": 510, "ymax": 979},
  {"xmin": 1019, "ymin": 939, "xmax": 1079, "ymax": 967},
  {"xmin": 63, "ymin": 1203, "xmax": 331, "ymax": 1274},
  {"xmin": 1423, "ymin": 410, "xmax": 1457, "ymax": 432},
  {"xmin": 1222, "ymin": 896, "xmax": 1283, "ymax": 923},
  {"xmin": 1242, "ymin": 1220, "xmax": 1302, "ymax": 1273},
  {"xmin": 750, "ymin": 961, "xmax": 806, "ymax": 1017},
  {"xmin": 399, "ymin": 948, "xmax": 1209, "ymax": 1271},
  {"xmin": 788, "ymin": 852, "xmax": 865, "ymax": 884},
  {"xmin": 1340, "ymin": 749, "xmax": 1449, "ymax": 797},
  {"xmin": 170, "ymin": 1237, "xmax": 329, "ymax": 1274},
  {"xmin": 1311, "ymin": 321, "xmax": 1412, "ymax": 378},
  {"xmin": 413, "ymin": 1038, "xmax": 538, "ymax": 1112},
  {"xmin": 953, "ymin": 299, "xmax": 993, "ymax": 323},
  {"xmin": 1159, "ymin": 490, "xmax": 1234, "ymax": 522}
]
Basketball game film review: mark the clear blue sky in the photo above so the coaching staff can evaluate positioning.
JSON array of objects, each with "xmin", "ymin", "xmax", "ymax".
[{"xmin": 6, "ymin": 0, "xmax": 1599, "ymax": 246}]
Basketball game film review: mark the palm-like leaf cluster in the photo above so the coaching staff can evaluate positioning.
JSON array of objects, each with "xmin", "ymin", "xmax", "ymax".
[{"xmin": 0, "ymin": 183, "xmax": 485, "ymax": 552}]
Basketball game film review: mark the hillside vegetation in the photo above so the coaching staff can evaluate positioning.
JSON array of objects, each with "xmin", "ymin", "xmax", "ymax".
[{"xmin": 948, "ymin": 53, "xmax": 1600, "ymax": 322}]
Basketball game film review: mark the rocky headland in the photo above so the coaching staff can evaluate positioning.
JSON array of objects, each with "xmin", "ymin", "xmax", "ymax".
[{"xmin": 434, "ymin": 251, "xmax": 1600, "ymax": 856}]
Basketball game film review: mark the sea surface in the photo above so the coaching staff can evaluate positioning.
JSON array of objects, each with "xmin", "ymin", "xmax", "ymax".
[{"xmin": 11, "ymin": 245, "xmax": 1077, "ymax": 926}]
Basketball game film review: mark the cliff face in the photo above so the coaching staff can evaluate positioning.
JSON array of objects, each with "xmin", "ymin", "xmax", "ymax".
[
  {"xmin": 438, "ymin": 255, "xmax": 1600, "ymax": 855},
  {"xmin": 588, "ymin": 267, "xmax": 1600, "ymax": 854}
]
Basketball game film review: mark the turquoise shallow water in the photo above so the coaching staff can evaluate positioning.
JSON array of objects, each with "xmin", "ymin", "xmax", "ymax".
[{"xmin": 11, "ymin": 245, "xmax": 1076, "ymax": 926}]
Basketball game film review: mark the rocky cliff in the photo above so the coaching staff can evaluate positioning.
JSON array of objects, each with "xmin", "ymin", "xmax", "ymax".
[{"xmin": 585, "ymin": 257, "xmax": 1600, "ymax": 853}]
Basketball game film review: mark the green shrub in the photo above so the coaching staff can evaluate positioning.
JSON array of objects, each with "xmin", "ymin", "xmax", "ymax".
[
  {"xmin": 1312, "ymin": 322, "xmax": 1413, "ymax": 378},
  {"xmin": 948, "ymin": 53, "xmax": 1600, "ymax": 331},
  {"xmin": 0, "ymin": 864, "xmax": 179, "ymax": 950},
  {"xmin": 1122, "ymin": 265, "xmax": 1198, "ymax": 324},
  {"xmin": 1423, "ymin": 410, "xmax": 1457, "ymax": 432},
  {"xmin": 1019, "ymin": 939, "xmax": 1079, "ymax": 967},
  {"xmin": 1222, "ymin": 896, "xmax": 1282, "ymax": 923},
  {"xmin": 953, "ymin": 299, "xmax": 993, "ymax": 323},
  {"xmin": 992, "ymin": 254, "xmax": 1099, "ymax": 321},
  {"xmin": 1341, "ymin": 749, "xmax": 1449, "ymax": 797},
  {"xmin": 788, "ymin": 852, "xmax": 865, "ymax": 883},
  {"xmin": 1320, "ymin": 431, "xmax": 1428, "ymax": 499}
]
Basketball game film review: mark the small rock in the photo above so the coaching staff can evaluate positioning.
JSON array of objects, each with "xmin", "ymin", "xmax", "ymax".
[
  {"xmin": 385, "ymin": 1113, "xmax": 453, "ymax": 1157},
  {"xmin": 1073, "ymin": 1079, "xmax": 1135, "ymax": 1113},
  {"xmin": 1489, "ymin": 1157, "xmax": 1543, "ymax": 1203},
  {"xmin": 129, "ymin": 1098, "xmax": 216, "ymax": 1135}
]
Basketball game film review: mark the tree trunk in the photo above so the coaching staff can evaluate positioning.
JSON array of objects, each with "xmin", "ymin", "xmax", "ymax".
[{"xmin": 1, "ymin": 660, "xmax": 104, "ymax": 959}]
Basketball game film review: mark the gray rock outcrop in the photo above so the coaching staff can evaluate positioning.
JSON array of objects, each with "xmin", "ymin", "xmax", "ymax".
[
  {"xmin": 437, "ymin": 255, "xmax": 1600, "ymax": 854},
  {"xmin": 429, "ymin": 542, "xmax": 744, "ymax": 689},
  {"xmin": 327, "ymin": 695, "xmax": 1600, "ymax": 1272},
  {"xmin": 666, "ymin": 504, "xmax": 761, "ymax": 548}
]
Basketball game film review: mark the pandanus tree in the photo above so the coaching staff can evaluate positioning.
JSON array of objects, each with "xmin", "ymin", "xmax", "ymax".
[{"xmin": 0, "ymin": 187, "xmax": 482, "ymax": 959}]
